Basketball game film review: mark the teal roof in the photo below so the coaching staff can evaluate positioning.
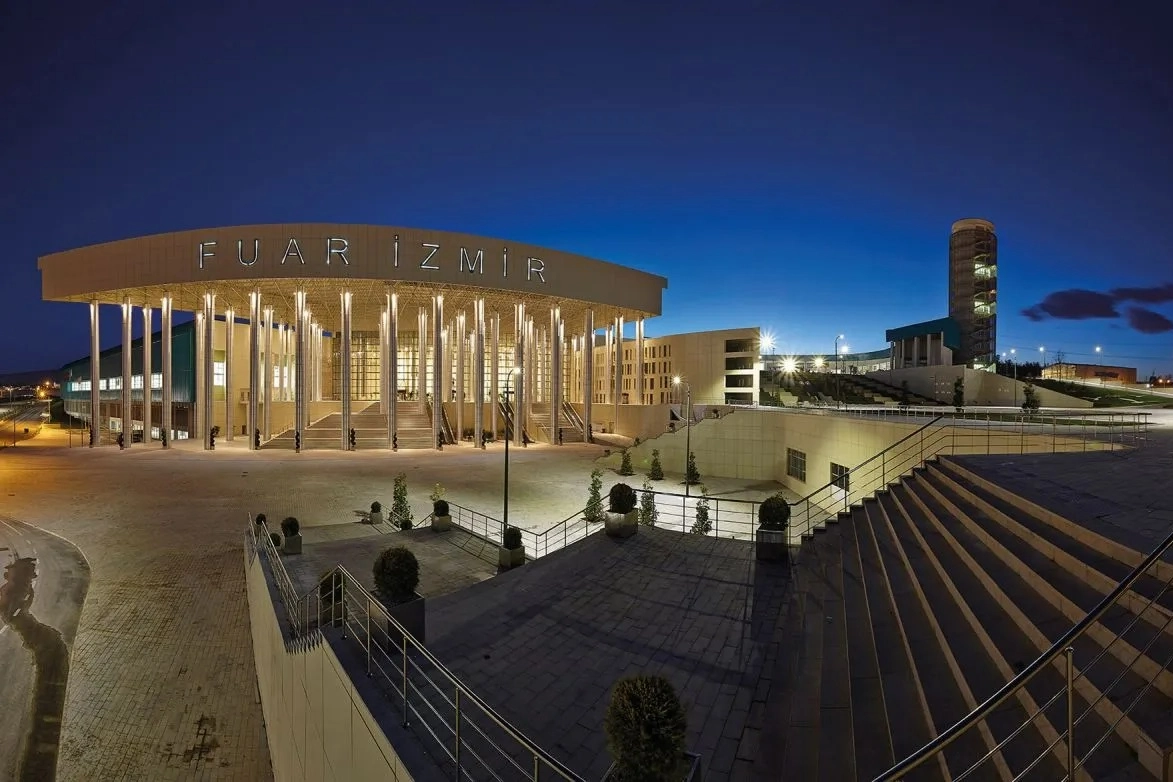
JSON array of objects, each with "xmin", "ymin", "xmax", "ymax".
[{"xmin": 885, "ymin": 317, "xmax": 961, "ymax": 350}]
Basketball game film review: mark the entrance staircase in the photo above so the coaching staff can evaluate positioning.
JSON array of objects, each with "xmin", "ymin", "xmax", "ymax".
[
  {"xmin": 529, "ymin": 402, "xmax": 584, "ymax": 443},
  {"xmin": 262, "ymin": 402, "xmax": 437, "ymax": 450},
  {"xmin": 777, "ymin": 456, "xmax": 1173, "ymax": 781}
]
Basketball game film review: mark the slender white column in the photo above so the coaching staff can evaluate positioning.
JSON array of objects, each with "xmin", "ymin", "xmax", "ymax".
[
  {"xmin": 635, "ymin": 318, "xmax": 645, "ymax": 405},
  {"xmin": 276, "ymin": 324, "xmax": 286, "ymax": 403},
  {"xmin": 491, "ymin": 313, "xmax": 499, "ymax": 441},
  {"xmin": 552, "ymin": 308, "xmax": 562, "ymax": 444},
  {"xmin": 431, "ymin": 295, "xmax": 444, "ymax": 448},
  {"xmin": 417, "ymin": 307, "xmax": 428, "ymax": 404},
  {"xmin": 340, "ymin": 290, "xmax": 352, "ymax": 450},
  {"xmin": 248, "ymin": 291, "xmax": 260, "ymax": 449},
  {"xmin": 474, "ymin": 299, "xmax": 484, "ymax": 448},
  {"xmin": 120, "ymin": 297, "xmax": 133, "ymax": 448},
  {"xmin": 161, "ymin": 294, "xmax": 172, "ymax": 446},
  {"xmin": 202, "ymin": 293, "xmax": 216, "ymax": 450},
  {"xmin": 89, "ymin": 300, "xmax": 100, "ymax": 447},
  {"xmin": 388, "ymin": 290, "xmax": 398, "ymax": 447},
  {"xmin": 514, "ymin": 303, "xmax": 526, "ymax": 445},
  {"xmin": 224, "ymin": 307, "xmax": 235, "ymax": 441},
  {"xmin": 194, "ymin": 310, "xmax": 205, "ymax": 440},
  {"xmin": 455, "ymin": 312, "xmax": 465, "ymax": 444},
  {"xmin": 583, "ymin": 310, "xmax": 594, "ymax": 442},
  {"xmin": 614, "ymin": 316, "xmax": 624, "ymax": 417},
  {"xmin": 294, "ymin": 291, "xmax": 307, "ymax": 443},
  {"xmin": 263, "ymin": 307, "xmax": 273, "ymax": 440},
  {"xmin": 141, "ymin": 305, "xmax": 153, "ymax": 443}
]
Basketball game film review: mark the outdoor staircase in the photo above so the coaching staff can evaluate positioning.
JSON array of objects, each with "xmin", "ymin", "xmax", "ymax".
[
  {"xmin": 262, "ymin": 401, "xmax": 437, "ymax": 449},
  {"xmin": 530, "ymin": 402, "xmax": 584, "ymax": 443},
  {"xmin": 855, "ymin": 374, "xmax": 945, "ymax": 406},
  {"xmin": 778, "ymin": 456, "xmax": 1173, "ymax": 781}
]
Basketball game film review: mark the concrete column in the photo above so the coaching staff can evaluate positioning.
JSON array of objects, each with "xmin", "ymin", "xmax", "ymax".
[
  {"xmin": 263, "ymin": 307, "xmax": 273, "ymax": 440},
  {"xmin": 248, "ymin": 291, "xmax": 260, "ymax": 450},
  {"xmin": 514, "ymin": 302, "xmax": 526, "ymax": 446},
  {"xmin": 583, "ymin": 310, "xmax": 594, "ymax": 442},
  {"xmin": 89, "ymin": 300, "xmax": 100, "ymax": 447},
  {"xmin": 294, "ymin": 291, "xmax": 306, "ymax": 447},
  {"xmin": 194, "ymin": 310, "xmax": 204, "ymax": 440},
  {"xmin": 202, "ymin": 293, "xmax": 215, "ymax": 450},
  {"xmin": 552, "ymin": 308, "xmax": 562, "ymax": 444},
  {"xmin": 314, "ymin": 323, "xmax": 323, "ymax": 402},
  {"xmin": 224, "ymin": 307, "xmax": 234, "ymax": 441},
  {"xmin": 141, "ymin": 304, "xmax": 153, "ymax": 443},
  {"xmin": 614, "ymin": 316, "xmax": 624, "ymax": 420},
  {"xmin": 340, "ymin": 290, "xmax": 352, "ymax": 450},
  {"xmin": 161, "ymin": 294, "xmax": 172, "ymax": 446},
  {"xmin": 912, "ymin": 335, "xmax": 921, "ymax": 368},
  {"xmin": 417, "ymin": 307, "xmax": 428, "ymax": 404},
  {"xmin": 474, "ymin": 299, "xmax": 484, "ymax": 448},
  {"xmin": 276, "ymin": 323, "xmax": 286, "ymax": 403},
  {"xmin": 120, "ymin": 297, "xmax": 133, "ymax": 447},
  {"xmin": 431, "ymin": 295, "xmax": 443, "ymax": 448},
  {"xmin": 635, "ymin": 318, "xmax": 645, "ymax": 405},
  {"xmin": 490, "ymin": 312, "xmax": 499, "ymax": 441},
  {"xmin": 455, "ymin": 313, "xmax": 466, "ymax": 444},
  {"xmin": 388, "ymin": 290, "xmax": 398, "ymax": 447}
]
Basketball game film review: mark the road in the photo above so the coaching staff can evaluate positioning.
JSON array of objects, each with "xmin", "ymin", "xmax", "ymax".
[
  {"xmin": 0, "ymin": 516, "xmax": 90, "ymax": 782},
  {"xmin": 0, "ymin": 403, "xmax": 49, "ymax": 449}
]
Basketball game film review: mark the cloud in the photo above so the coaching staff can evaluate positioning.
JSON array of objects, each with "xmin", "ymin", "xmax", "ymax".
[
  {"xmin": 1110, "ymin": 283, "xmax": 1173, "ymax": 304},
  {"xmin": 1019, "ymin": 289, "xmax": 1119, "ymax": 322},
  {"xmin": 1126, "ymin": 307, "xmax": 1173, "ymax": 334}
]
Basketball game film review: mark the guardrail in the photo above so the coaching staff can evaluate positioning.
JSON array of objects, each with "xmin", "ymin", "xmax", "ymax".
[
  {"xmin": 245, "ymin": 517, "xmax": 585, "ymax": 781},
  {"xmin": 640, "ymin": 490, "xmax": 761, "ymax": 541}
]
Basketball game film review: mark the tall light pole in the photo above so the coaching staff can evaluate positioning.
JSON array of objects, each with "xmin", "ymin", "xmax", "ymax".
[
  {"xmin": 834, "ymin": 334, "xmax": 845, "ymax": 407},
  {"xmin": 673, "ymin": 376, "xmax": 692, "ymax": 497},
  {"xmin": 502, "ymin": 367, "xmax": 519, "ymax": 537}
]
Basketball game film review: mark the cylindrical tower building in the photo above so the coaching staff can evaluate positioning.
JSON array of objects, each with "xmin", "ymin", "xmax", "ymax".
[{"xmin": 948, "ymin": 218, "xmax": 997, "ymax": 369}]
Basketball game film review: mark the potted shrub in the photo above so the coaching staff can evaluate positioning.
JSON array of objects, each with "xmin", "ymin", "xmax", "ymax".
[
  {"xmin": 431, "ymin": 483, "xmax": 452, "ymax": 531},
  {"xmin": 498, "ymin": 525, "xmax": 525, "ymax": 570},
  {"xmin": 756, "ymin": 494, "xmax": 791, "ymax": 562},
  {"xmin": 372, "ymin": 546, "xmax": 426, "ymax": 646},
  {"xmin": 369, "ymin": 501, "xmax": 384, "ymax": 525},
  {"xmin": 280, "ymin": 517, "xmax": 302, "ymax": 555},
  {"xmin": 605, "ymin": 483, "xmax": 639, "ymax": 538},
  {"xmin": 603, "ymin": 675, "xmax": 698, "ymax": 781}
]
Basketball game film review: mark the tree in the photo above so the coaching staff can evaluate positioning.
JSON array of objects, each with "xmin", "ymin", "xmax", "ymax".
[
  {"xmin": 648, "ymin": 449, "xmax": 664, "ymax": 480},
  {"xmin": 952, "ymin": 376, "xmax": 965, "ymax": 413},
  {"xmin": 618, "ymin": 449, "xmax": 634, "ymax": 476},
  {"xmin": 686, "ymin": 451, "xmax": 700, "ymax": 486},
  {"xmin": 639, "ymin": 479, "xmax": 659, "ymax": 526},
  {"xmin": 392, "ymin": 473, "xmax": 413, "ymax": 530},
  {"xmin": 585, "ymin": 468, "xmax": 605, "ymax": 523},
  {"xmin": 1022, "ymin": 383, "xmax": 1041, "ymax": 413},
  {"xmin": 899, "ymin": 380, "xmax": 911, "ymax": 409},
  {"xmin": 690, "ymin": 486, "xmax": 712, "ymax": 535}
]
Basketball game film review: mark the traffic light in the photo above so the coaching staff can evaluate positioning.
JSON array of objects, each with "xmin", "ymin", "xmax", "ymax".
[{"xmin": 349, "ymin": 427, "xmax": 356, "ymax": 450}]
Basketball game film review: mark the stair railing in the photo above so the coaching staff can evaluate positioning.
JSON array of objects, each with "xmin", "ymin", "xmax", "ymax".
[{"xmin": 875, "ymin": 524, "xmax": 1173, "ymax": 782}]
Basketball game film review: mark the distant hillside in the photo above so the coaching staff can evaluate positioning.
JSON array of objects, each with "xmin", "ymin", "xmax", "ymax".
[{"xmin": 0, "ymin": 368, "xmax": 64, "ymax": 387}]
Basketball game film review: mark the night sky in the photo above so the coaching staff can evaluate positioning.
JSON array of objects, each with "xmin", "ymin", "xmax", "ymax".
[{"xmin": 2, "ymin": 1, "xmax": 1171, "ymax": 375}]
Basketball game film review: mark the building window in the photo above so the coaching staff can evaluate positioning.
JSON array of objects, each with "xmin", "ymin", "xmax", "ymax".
[
  {"xmin": 151, "ymin": 372, "xmax": 163, "ymax": 389},
  {"xmin": 831, "ymin": 462, "xmax": 850, "ymax": 491},
  {"xmin": 132, "ymin": 375, "xmax": 143, "ymax": 390},
  {"xmin": 787, "ymin": 448, "xmax": 806, "ymax": 482},
  {"xmin": 213, "ymin": 351, "xmax": 226, "ymax": 388}
]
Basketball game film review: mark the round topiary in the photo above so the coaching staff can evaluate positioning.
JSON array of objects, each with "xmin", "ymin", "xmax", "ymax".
[
  {"xmin": 433, "ymin": 499, "xmax": 450, "ymax": 517},
  {"xmin": 371, "ymin": 501, "xmax": 382, "ymax": 513},
  {"xmin": 280, "ymin": 516, "xmax": 300, "ymax": 537},
  {"xmin": 608, "ymin": 483, "xmax": 637, "ymax": 514},
  {"xmin": 604, "ymin": 675, "xmax": 687, "ymax": 781},
  {"xmin": 373, "ymin": 546, "xmax": 420, "ymax": 604},
  {"xmin": 503, "ymin": 525, "xmax": 522, "ymax": 550},
  {"xmin": 269, "ymin": 532, "xmax": 282, "ymax": 548},
  {"xmin": 255, "ymin": 513, "xmax": 267, "ymax": 526},
  {"xmin": 758, "ymin": 495, "xmax": 791, "ymax": 531}
]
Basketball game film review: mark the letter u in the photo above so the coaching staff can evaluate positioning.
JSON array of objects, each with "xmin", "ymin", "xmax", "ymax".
[{"xmin": 238, "ymin": 239, "xmax": 260, "ymax": 266}]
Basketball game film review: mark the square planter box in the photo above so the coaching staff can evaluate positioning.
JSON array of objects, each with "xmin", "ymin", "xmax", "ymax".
[
  {"xmin": 374, "ymin": 591, "xmax": 426, "ymax": 648},
  {"xmin": 282, "ymin": 533, "xmax": 302, "ymax": 555},
  {"xmin": 431, "ymin": 514, "xmax": 452, "ymax": 532},
  {"xmin": 498, "ymin": 545, "xmax": 525, "ymax": 570},
  {"xmin": 605, "ymin": 511, "xmax": 639, "ymax": 539},
  {"xmin": 755, "ymin": 528, "xmax": 789, "ymax": 562},
  {"xmin": 602, "ymin": 752, "xmax": 701, "ymax": 781},
  {"xmin": 368, "ymin": 510, "xmax": 384, "ymax": 525}
]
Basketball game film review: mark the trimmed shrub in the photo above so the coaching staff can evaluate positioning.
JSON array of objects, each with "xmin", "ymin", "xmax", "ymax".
[
  {"xmin": 1022, "ymin": 383, "xmax": 1041, "ymax": 413},
  {"xmin": 608, "ymin": 483, "xmax": 637, "ymax": 514},
  {"xmin": 618, "ymin": 449, "xmax": 634, "ymax": 475},
  {"xmin": 758, "ymin": 494, "xmax": 791, "ymax": 531},
  {"xmin": 585, "ymin": 468, "xmax": 605, "ymax": 523},
  {"xmin": 503, "ymin": 525, "xmax": 523, "ymax": 550},
  {"xmin": 952, "ymin": 376, "xmax": 965, "ymax": 412},
  {"xmin": 268, "ymin": 532, "xmax": 282, "ymax": 548},
  {"xmin": 392, "ymin": 473, "xmax": 413, "ymax": 529},
  {"xmin": 280, "ymin": 517, "xmax": 300, "ymax": 537},
  {"xmin": 373, "ymin": 546, "xmax": 420, "ymax": 604},
  {"xmin": 254, "ymin": 513, "xmax": 267, "ymax": 527},
  {"xmin": 686, "ymin": 451, "xmax": 700, "ymax": 485},
  {"xmin": 690, "ymin": 486, "xmax": 712, "ymax": 535},
  {"xmin": 430, "ymin": 482, "xmax": 446, "ymax": 503},
  {"xmin": 604, "ymin": 675, "xmax": 688, "ymax": 781},
  {"xmin": 371, "ymin": 501, "xmax": 382, "ymax": 513},
  {"xmin": 648, "ymin": 449, "xmax": 664, "ymax": 480},
  {"xmin": 639, "ymin": 479, "xmax": 659, "ymax": 526},
  {"xmin": 433, "ymin": 499, "xmax": 450, "ymax": 517}
]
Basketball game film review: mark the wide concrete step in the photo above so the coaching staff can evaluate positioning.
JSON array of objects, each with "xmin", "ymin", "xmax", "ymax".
[
  {"xmin": 779, "ymin": 531, "xmax": 829, "ymax": 780},
  {"xmin": 895, "ymin": 478, "xmax": 1141, "ymax": 780},
  {"xmin": 817, "ymin": 523, "xmax": 856, "ymax": 782}
]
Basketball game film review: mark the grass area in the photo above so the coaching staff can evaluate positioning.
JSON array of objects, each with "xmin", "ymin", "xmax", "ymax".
[{"xmin": 1031, "ymin": 378, "xmax": 1173, "ymax": 408}]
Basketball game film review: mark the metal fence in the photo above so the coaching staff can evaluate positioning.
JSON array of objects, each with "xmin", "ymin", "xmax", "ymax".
[{"xmin": 245, "ymin": 517, "xmax": 584, "ymax": 781}]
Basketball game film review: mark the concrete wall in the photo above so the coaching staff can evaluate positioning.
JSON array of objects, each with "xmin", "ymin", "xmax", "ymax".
[
  {"xmin": 247, "ymin": 552, "xmax": 413, "ymax": 782},
  {"xmin": 869, "ymin": 366, "xmax": 1092, "ymax": 408}
]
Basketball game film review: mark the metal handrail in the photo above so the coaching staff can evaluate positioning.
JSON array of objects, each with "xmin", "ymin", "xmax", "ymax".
[{"xmin": 875, "ymin": 523, "xmax": 1173, "ymax": 781}]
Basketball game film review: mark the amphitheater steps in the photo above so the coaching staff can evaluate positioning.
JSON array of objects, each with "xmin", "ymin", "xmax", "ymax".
[{"xmin": 777, "ymin": 455, "xmax": 1171, "ymax": 781}]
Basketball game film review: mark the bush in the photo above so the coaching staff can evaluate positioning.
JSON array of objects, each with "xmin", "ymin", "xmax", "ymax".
[
  {"xmin": 608, "ymin": 483, "xmax": 637, "ymax": 514},
  {"xmin": 618, "ymin": 449, "xmax": 634, "ymax": 475},
  {"xmin": 254, "ymin": 513, "xmax": 267, "ymax": 527},
  {"xmin": 1022, "ymin": 383, "xmax": 1041, "ymax": 413},
  {"xmin": 759, "ymin": 494, "xmax": 791, "ymax": 531},
  {"xmin": 585, "ymin": 468, "xmax": 605, "ymax": 523},
  {"xmin": 952, "ymin": 376, "xmax": 965, "ymax": 412},
  {"xmin": 686, "ymin": 451, "xmax": 700, "ymax": 485},
  {"xmin": 268, "ymin": 532, "xmax": 282, "ymax": 548},
  {"xmin": 691, "ymin": 487, "xmax": 712, "ymax": 535},
  {"xmin": 280, "ymin": 516, "xmax": 300, "ymax": 537},
  {"xmin": 371, "ymin": 501, "xmax": 382, "ymax": 513},
  {"xmin": 604, "ymin": 675, "xmax": 688, "ymax": 781},
  {"xmin": 648, "ymin": 449, "xmax": 664, "ymax": 480},
  {"xmin": 373, "ymin": 546, "xmax": 420, "ymax": 604},
  {"xmin": 433, "ymin": 499, "xmax": 450, "ymax": 517},
  {"xmin": 430, "ymin": 483, "xmax": 446, "ymax": 503},
  {"xmin": 639, "ymin": 479, "xmax": 659, "ymax": 526},
  {"xmin": 503, "ymin": 525, "xmax": 523, "ymax": 550},
  {"xmin": 392, "ymin": 473, "xmax": 413, "ymax": 529}
]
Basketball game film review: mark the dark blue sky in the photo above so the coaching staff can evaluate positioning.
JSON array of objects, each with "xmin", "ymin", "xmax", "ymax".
[{"xmin": 3, "ymin": 1, "xmax": 1171, "ymax": 374}]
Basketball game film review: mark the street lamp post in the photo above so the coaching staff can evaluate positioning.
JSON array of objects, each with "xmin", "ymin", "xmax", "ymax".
[
  {"xmin": 502, "ymin": 368, "xmax": 519, "ymax": 538},
  {"xmin": 673, "ymin": 376, "xmax": 692, "ymax": 497},
  {"xmin": 834, "ymin": 334, "xmax": 845, "ymax": 408}
]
